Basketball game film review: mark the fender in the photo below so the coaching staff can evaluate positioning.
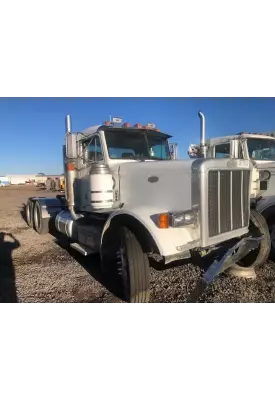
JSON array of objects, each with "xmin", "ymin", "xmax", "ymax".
[
  {"xmin": 256, "ymin": 195, "xmax": 275, "ymax": 216},
  {"xmin": 28, "ymin": 196, "xmax": 65, "ymax": 220},
  {"xmin": 100, "ymin": 206, "xmax": 201, "ymax": 258}
]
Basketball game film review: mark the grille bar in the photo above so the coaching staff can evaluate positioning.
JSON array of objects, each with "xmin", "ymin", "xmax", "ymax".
[
  {"xmin": 208, "ymin": 170, "xmax": 250, "ymax": 238},
  {"xmin": 217, "ymin": 171, "xmax": 221, "ymax": 234},
  {"xmin": 208, "ymin": 171, "xmax": 219, "ymax": 237}
]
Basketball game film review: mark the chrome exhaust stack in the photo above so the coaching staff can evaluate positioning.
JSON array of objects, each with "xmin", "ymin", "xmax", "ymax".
[
  {"xmin": 198, "ymin": 111, "xmax": 207, "ymax": 158},
  {"xmin": 65, "ymin": 114, "xmax": 72, "ymax": 133},
  {"xmin": 64, "ymin": 115, "xmax": 80, "ymax": 221}
]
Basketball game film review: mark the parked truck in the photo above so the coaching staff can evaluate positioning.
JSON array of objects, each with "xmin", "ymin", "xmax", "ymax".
[
  {"xmin": 25, "ymin": 113, "xmax": 266, "ymax": 302},
  {"xmin": 188, "ymin": 112, "xmax": 274, "ymax": 259},
  {"xmin": 60, "ymin": 176, "xmax": 65, "ymax": 191}
]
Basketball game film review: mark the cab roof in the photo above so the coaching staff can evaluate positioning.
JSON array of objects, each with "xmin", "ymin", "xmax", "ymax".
[
  {"xmin": 209, "ymin": 132, "xmax": 275, "ymax": 143},
  {"xmin": 81, "ymin": 124, "xmax": 172, "ymax": 139}
]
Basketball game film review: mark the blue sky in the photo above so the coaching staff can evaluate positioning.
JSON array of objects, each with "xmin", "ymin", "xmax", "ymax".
[{"xmin": 0, "ymin": 97, "xmax": 275, "ymax": 174}]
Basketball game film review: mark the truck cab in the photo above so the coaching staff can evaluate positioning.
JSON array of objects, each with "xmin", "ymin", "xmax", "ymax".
[{"xmin": 74, "ymin": 122, "xmax": 173, "ymax": 212}]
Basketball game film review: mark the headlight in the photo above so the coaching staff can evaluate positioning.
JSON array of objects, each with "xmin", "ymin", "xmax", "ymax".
[
  {"xmin": 169, "ymin": 210, "xmax": 197, "ymax": 227},
  {"xmin": 259, "ymin": 170, "xmax": 271, "ymax": 181}
]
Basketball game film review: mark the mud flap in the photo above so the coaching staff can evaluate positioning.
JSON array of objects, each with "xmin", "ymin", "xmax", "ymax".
[{"xmin": 186, "ymin": 236, "xmax": 263, "ymax": 303}]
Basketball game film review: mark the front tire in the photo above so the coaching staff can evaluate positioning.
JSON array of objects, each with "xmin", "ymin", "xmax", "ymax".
[
  {"xmin": 261, "ymin": 210, "xmax": 275, "ymax": 260},
  {"xmin": 269, "ymin": 223, "xmax": 275, "ymax": 259},
  {"xmin": 101, "ymin": 225, "xmax": 150, "ymax": 303}
]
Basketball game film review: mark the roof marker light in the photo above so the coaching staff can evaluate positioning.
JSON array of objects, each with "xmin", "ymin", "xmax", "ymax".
[
  {"xmin": 112, "ymin": 117, "xmax": 123, "ymax": 124},
  {"xmin": 144, "ymin": 123, "xmax": 156, "ymax": 130}
]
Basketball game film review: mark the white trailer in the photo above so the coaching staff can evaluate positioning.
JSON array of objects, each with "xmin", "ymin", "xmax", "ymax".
[
  {"xmin": 8, "ymin": 175, "xmax": 36, "ymax": 185},
  {"xmin": 25, "ymin": 114, "xmax": 265, "ymax": 302}
]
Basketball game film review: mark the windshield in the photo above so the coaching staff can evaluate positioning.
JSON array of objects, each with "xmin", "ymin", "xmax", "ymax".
[
  {"xmin": 104, "ymin": 130, "xmax": 171, "ymax": 160},
  {"xmin": 247, "ymin": 138, "xmax": 275, "ymax": 161}
]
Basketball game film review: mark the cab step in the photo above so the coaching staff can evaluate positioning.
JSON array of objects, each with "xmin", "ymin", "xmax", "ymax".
[{"xmin": 70, "ymin": 242, "xmax": 95, "ymax": 256}]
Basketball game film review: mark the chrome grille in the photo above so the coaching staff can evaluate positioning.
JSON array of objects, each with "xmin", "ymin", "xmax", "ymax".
[{"xmin": 208, "ymin": 170, "xmax": 250, "ymax": 237}]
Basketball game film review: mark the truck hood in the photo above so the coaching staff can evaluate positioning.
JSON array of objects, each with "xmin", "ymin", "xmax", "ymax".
[
  {"xmin": 254, "ymin": 160, "xmax": 275, "ymax": 170},
  {"xmin": 116, "ymin": 159, "xmax": 195, "ymax": 211}
]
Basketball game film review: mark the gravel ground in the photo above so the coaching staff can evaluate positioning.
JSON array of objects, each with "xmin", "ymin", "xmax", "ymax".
[{"xmin": 1, "ymin": 185, "xmax": 275, "ymax": 303}]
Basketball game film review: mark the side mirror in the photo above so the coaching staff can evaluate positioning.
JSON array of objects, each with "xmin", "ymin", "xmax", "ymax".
[{"xmin": 66, "ymin": 133, "xmax": 77, "ymax": 159}]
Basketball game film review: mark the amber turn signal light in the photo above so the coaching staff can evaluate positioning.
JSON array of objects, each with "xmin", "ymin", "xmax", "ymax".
[{"xmin": 158, "ymin": 213, "xmax": 169, "ymax": 229}]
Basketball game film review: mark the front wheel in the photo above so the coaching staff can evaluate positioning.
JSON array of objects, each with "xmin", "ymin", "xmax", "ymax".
[
  {"xmin": 101, "ymin": 225, "xmax": 150, "ymax": 303},
  {"xmin": 269, "ymin": 224, "xmax": 275, "ymax": 259}
]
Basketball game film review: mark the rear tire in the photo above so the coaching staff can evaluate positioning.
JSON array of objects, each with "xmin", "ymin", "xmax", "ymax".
[
  {"xmin": 237, "ymin": 210, "xmax": 271, "ymax": 269},
  {"xmin": 26, "ymin": 199, "xmax": 34, "ymax": 228},
  {"xmin": 101, "ymin": 225, "xmax": 150, "ymax": 303},
  {"xmin": 33, "ymin": 201, "xmax": 49, "ymax": 235}
]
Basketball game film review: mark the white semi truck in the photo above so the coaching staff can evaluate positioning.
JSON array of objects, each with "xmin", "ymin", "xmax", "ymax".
[
  {"xmin": 188, "ymin": 112, "xmax": 275, "ymax": 259},
  {"xmin": 25, "ymin": 113, "xmax": 266, "ymax": 302}
]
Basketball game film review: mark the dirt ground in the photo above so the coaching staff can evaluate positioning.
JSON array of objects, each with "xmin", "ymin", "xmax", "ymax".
[{"xmin": 1, "ymin": 185, "xmax": 275, "ymax": 303}]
